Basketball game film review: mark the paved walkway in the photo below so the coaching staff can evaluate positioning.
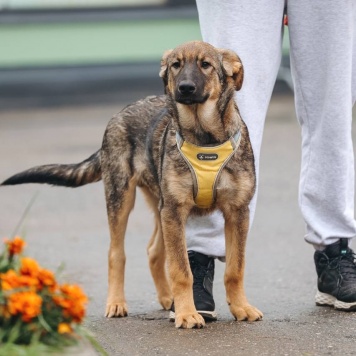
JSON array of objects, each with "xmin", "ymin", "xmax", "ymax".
[{"xmin": 0, "ymin": 94, "xmax": 355, "ymax": 355}]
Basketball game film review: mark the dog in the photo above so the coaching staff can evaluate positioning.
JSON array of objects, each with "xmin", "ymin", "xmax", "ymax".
[{"xmin": 2, "ymin": 41, "xmax": 263, "ymax": 328}]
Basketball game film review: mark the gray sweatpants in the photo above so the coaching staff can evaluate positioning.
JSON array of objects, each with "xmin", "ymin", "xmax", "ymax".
[{"xmin": 186, "ymin": 0, "xmax": 356, "ymax": 256}]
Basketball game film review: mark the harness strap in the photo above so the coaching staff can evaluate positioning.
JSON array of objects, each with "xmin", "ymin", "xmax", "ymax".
[{"xmin": 176, "ymin": 131, "xmax": 241, "ymax": 209}]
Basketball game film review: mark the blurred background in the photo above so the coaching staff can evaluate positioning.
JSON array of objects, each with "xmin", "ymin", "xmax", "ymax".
[
  {"xmin": 4, "ymin": 5, "xmax": 356, "ymax": 355},
  {"xmin": 0, "ymin": 0, "xmax": 292, "ymax": 109}
]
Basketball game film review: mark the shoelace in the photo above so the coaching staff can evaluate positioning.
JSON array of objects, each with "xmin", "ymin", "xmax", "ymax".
[
  {"xmin": 191, "ymin": 261, "xmax": 206, "ymax": 283},
  {"xmin": 320, "ymin": 250, "xmax": 356, "ymax": 285},
  {"xmin": 190, "ymin": 261, "xmax": 212, "ymax": 294},
  {"xmin": 338, "ymin": 251, "xmax": 356, "ymax": 280}
]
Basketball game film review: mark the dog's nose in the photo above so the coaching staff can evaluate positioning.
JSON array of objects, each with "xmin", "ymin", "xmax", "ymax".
[{"xmin": 178, "ymin": 81, "xmax": 196, "ymax": 95}]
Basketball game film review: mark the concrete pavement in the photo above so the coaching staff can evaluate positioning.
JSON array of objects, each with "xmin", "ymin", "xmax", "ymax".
[{"xmin": 1, "ymin": 94, "xmax": 356, "ymax": 355}]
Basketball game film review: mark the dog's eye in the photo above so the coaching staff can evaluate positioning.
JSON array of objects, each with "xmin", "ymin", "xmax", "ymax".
[
  {"xmin": 172, "ymin": 61, "xmax": 180, "ymax": 69},
  {"xmin": 201, "ymin": 61, "xmax": 211, "ymax": 69}
]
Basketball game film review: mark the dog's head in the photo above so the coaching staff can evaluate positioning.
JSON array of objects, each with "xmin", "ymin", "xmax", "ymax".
[{"xmin": 159, "ymin": 41, "xmax": 244, "ymax": 105}]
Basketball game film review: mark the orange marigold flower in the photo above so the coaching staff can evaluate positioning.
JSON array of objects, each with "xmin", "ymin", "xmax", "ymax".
[
  {"xmin": 7, "ymin": 290, "xmax": 42, "ymax": 322},
  {"xmin": 55, "ymin": 284, "xmax": 88, "ymax": 323},
  {"xmin": 20, "ymin": 257, "xmax": 41, "ymax": 277},
  {"xmin": 58, "ymin": 322, "xmax": 72, "ymax": 334},
  {"xmin": 0, "ymin": 270, "xmax": 21, "ymax": 291},
  {"xmin": 1, "ymin": 270, "xmax": 39, "ymax": 291},
  {"xmin": 53, "ymin": 295, "xmax": 71, "ymax": 309},
  {"xmin": 17, "ymin": 274, "xmax": 40, "ymax": 290},
  {"xmin": 38, "ymin": 268, "xmax": 57, "ymax": 291},
  {"xmin": 4, "ymin": 236, "xmax": 26, "ymax": 255},
  {"xmin": 67, "ymin": 303, "xmax": 86, "ymax": 323},
  {"xmin": 60, "ymin": 284, "xmax": 87, "ymax": 302}
]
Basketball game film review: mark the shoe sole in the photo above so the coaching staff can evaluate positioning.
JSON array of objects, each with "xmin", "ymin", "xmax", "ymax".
[
  {"xmin": 169, "ymin": 310, "xmax": 218, "ymax": 322},
  {"xmin": 315, "ymin": 291, "xmax": 356, "ymax": 311}
]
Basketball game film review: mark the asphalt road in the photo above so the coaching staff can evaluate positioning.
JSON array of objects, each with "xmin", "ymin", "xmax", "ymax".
[{"xmin": 0, "ymin": 94, "xmax": 356, "ymax": 355}]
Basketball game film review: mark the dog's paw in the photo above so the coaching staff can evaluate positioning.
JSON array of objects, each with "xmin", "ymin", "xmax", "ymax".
[
  {"xmin": 229, "ymin": 303, "xmax": 263, "ymax": 322},
  {"xmin": 159, "ymin": 295, "xmax": 173, "ymax": 310},
  {"xmin": 175, "ymin": 312, "xmax": 205, "ymax": 329},
  {"xmin": 105, "ymin": 302, "xmax": 128, "ymax": 318}
]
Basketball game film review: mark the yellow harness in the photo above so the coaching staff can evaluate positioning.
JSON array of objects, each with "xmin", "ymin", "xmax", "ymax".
[{"xmin": 176, "ymin": 131, "xmax": 241, "ymax": 209}]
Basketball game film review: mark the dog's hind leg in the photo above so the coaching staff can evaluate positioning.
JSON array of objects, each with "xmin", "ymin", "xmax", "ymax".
[
  {"xmin": 222, "ymin": 206, "xmax": 263, "ymax": 322},
  {"xmin": 141, "ymin": 187, "xmax": 173, "ymax": 310},
  {"xmin": 104, "ymin": 173, "xmax": 137, "ymax": 318}
]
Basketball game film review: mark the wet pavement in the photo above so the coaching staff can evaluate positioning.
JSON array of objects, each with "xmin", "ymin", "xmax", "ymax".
[{"xmin": 0, "ymin": 94, "xmax": 356, "ymax": 355}]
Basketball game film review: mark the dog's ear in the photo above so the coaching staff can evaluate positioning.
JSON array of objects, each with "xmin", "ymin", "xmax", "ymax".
[
  {"xmin": 218, "ymin": 49, "xmax": 244, "ymax": 91},
  {"xmin": 159, "ymin": 49, "xmax": 173, "ymax": 80}
]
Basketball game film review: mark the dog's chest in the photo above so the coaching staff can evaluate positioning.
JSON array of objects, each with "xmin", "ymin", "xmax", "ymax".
[
  {"xmin": 160, "ymin": 130, "xmax": 248, "ymax": 209},
  {"xmin": 177, "ymin": 134, "xmax": 240, "ymax": 209}
]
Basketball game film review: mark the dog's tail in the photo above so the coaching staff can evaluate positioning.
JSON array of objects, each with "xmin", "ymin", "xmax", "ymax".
[{"xmin": 1, "ymin": 150, "xmax": 102, "ymax": 188}]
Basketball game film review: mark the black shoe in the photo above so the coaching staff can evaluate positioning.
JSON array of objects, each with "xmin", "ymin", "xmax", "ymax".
[
  {"xmin": 314, "ymin": 238, "xmax": 356, "ymax": 311},
  {"xmin": 169, "ymin": 251, "xmax": 217, "ymax": 321}
]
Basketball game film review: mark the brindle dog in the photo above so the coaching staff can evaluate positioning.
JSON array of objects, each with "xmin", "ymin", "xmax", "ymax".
[{"xmin": 2, "ymin": 41, "xmax": 263, "ymax": 328}]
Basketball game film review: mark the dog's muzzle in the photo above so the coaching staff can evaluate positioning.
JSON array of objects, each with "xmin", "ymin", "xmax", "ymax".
[
  {"xmin": 175, "ymin": 81, "xmax": 209, "ymax": 105},
  {"xmin": 178, "ymin": 80, "xmax": 196, "ymax": 96}
]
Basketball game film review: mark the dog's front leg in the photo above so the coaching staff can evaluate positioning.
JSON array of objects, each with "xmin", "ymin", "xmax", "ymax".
[
  {"xmin": 160, "ymin": 205, "xmax": 205, "ymax": 329},
  {"xmin": 223, "ymin": 206, "xmax": 263, "ymax": 322}
]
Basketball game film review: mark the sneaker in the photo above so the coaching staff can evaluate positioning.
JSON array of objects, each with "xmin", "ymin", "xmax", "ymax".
[
  {"xmin": 314, "ymin": 238, "xmax": 356, "ymax": 311},
  {"xmin": 169, "ymin": 251, "xmax": 218, "ymax": 321}
]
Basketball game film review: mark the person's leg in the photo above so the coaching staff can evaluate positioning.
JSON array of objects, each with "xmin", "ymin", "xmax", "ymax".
[
  {"xmin": 187, "ymin": 0, "xmax": 286, "ymax": 257},
  {"xmin": 288, "ymin": 0, "xmax": 356, "ymax": 310},
  {"xmin": 287, "ymin": 0, "xmax": 356, "ymax": 247}
]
